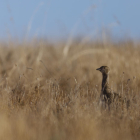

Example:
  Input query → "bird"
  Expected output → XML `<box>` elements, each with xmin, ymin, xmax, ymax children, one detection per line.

<box><xmin>96</xmin><ymin>66</ymin><xmax>121</xmax><ymax>108</ymax></box>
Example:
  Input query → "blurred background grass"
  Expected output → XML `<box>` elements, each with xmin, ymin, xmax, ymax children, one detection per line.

<box><xmin>0</xmin><ymin>40</ymin><xmax>139</xmax><ymax>140</ymax></box>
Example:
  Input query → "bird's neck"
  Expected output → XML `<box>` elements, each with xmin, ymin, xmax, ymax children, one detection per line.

<box><xmin>102</xmin><ymin>73</ymin><xmax>109</xmax><ymax>90</ymax></box>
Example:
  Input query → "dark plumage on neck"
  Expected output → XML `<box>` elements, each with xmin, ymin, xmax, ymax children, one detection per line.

<box><xmin>96</xmin><ymin>66</ymin><xmax>110</xmax><ymax>91</ymax></box>
<box><xmin>102</xmin><ymin>73</ymin><xmax>109</xmax><ymax>90</ymax></box>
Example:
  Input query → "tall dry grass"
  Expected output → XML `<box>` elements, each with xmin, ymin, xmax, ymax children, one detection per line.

<box><xmin>0</xmin><ymin>40</ymin><xmax>139</xmax><ymax>139</ymax></box>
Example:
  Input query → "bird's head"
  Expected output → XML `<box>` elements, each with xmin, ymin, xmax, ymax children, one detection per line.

<box><xmin>96</xmin><ymin>66</ymin><xmax>110</xmax><ymax>75</ymax></box>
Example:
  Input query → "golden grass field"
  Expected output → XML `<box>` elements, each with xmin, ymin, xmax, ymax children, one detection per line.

<box><xmin>0</xmin><ymin>40</ymin><xmax>140</xmax><ymax>140</ymax></box>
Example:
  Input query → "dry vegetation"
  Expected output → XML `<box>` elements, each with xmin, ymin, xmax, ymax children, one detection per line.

<box><xmin>0</xmin><ymin>40</ymin><xmax>140</xmax><ymax>140</ymax></box>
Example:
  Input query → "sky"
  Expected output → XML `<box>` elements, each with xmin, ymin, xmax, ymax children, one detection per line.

<box><xmin>0</xmin><ymin>0</ymin><xmax>140</xmax><ymax>41</ymax></box>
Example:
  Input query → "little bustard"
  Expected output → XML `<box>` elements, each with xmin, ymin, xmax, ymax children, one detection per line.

<box><xmin>96</xmin><ymin>66</ymin><xmax>121</xmax><ymax>107</ymax></box>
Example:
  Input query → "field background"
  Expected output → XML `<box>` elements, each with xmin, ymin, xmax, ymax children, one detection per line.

<box><xmin>0</xmin><ymin>40</ymin><xmax>140</xmax><ymax>140</ymax></box>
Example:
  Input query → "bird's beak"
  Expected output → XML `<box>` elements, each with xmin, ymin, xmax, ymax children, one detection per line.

<box><xmin>96</xmin><ymin>68</ymin><xmax>101</xmax><ymax>71</ymax></box>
